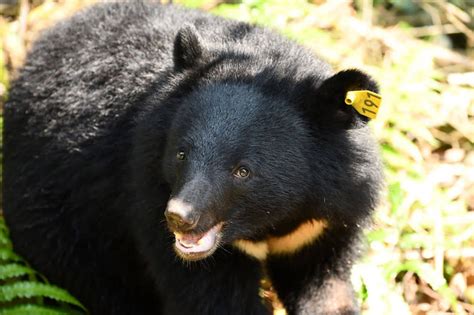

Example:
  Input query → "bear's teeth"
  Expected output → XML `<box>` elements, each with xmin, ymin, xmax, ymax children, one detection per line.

<box><xmin>174</xmin><ymin>232</ymin><xmax>204</xmax><ymax>245</ymax></box>
<box><xmin>173</xmin><ymin>223</ymin><xmax>223</xmax><ymax>254</ymax></box>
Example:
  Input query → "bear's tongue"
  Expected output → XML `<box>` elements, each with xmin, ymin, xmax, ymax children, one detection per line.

<box><xmin>174</xmin><ymin>224</ymin><xmax>222</xmax><ymax>254</ymax></box>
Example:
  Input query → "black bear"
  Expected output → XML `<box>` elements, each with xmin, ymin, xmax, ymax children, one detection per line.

<box><xmin>3</xmin><ymin>2</ymin><xmax>383</xmax><ymax>314</ymax></box>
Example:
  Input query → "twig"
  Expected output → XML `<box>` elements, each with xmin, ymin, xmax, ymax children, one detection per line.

<box><xmin>434</xmin><ymin>203</ymin><xmax>445</xmax><ymax>284</ymax></box>
<box><xmin>411</xmin><ymin>24</ymin><xmax>461</xmax><ymax>37</ymax></box>
<box><xmin>361</xmin><ymin>0</ymin><xmax>373</xmax><ymax>27</ymax></box>
<box><xmin>445</xmin><ymin>11</ymin><xmax>474</xmax><ymax>45</ymax></box>
<box><xmin>443</xmin><ymin>2</ymin><xmax>474</xmax><ymax>46</ymax></box>
<box><xmin>18</xmin><ymin>0</ymin><xmax>29</xmax><ymax>42</ymax></box>
<box><xmin>420</xmin><ymin>2</ymin><xmax>444</xmax><ymax>37</ymax></box>
<box><xmin>404</xmin><ymin>248</ymin><xmax>474</xmax><ymax>260</ymax></box>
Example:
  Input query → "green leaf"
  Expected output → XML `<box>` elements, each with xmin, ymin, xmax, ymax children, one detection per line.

<box><xmin>366</xmin><ymin>228</ymin><xmax>397</xmax><ymax>243</ymax></box>
<box><xmin>381</xmin><ymin>144</ymin><xmax>423</xmax><ymax>177</ymax></box>
<box><xmin>0</xmin><ymin>282</ymin><xmax>86</xmax><ymax>311</ymax></box>
<box><xmin>175</xmin><ymin>0</ymin><xmax>211</xmax><ymax>8</ymax></box>
<box><xmin>0</xmin><ymin>263</ymin><xmax>36</xmax><ymax>280</ymax></box>
<box><xmin>398</xmin><ymin>233</ymin><xmax>431</xmax><ymax>250</ymax></box>
<box><xmin>0</xmin><ymin>249</ymin><xmax>23</xmax><ymax>263</ymax></box>
<box><xmin>0</xmin><ymin>219</ymin><xmax>14</xmax><ymax>252</ymax></box>
<box><xmin>388</xmin><ymin>182</ymin><xmax>404</xmax><ymax>214</ymax></box>
<box><xmin>0</xmin><ymin>304</ymin><xmax>84</xmax><ymax>315</ymax></box>
<box><xmin>211</xmin><ymin>4</ymin><xmax>251</xmax><ymax>22</ymax></box>
<box><xmin>0</xmin><ymin>222</ymin><xmax>8</xmax><ymax>234</ymax></box>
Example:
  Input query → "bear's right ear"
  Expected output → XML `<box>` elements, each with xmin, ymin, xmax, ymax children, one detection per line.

<box><xmin>173</xmin><ymin>25</ymin><xmax>204</xmax><ymax>70</ymax></box>
<box><xmin>305</xmin><ymin>69</ymin><xmax>380</xmax><ymax>129</ymax></box>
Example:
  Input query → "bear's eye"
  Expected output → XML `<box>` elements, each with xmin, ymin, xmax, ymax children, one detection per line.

<box><xmin>176</xmin><ymin>151</ymin><xmax>186</xmax><ymax>161</ymax></box>
<box><xmin>234</xmin><ymin>166</ymin><xmax>250</xmax><ymax>178</ymax></box>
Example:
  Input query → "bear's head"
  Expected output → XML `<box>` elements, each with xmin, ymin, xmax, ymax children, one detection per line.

<box><xmin>132</xmin><ymin>25</ymin><xmax>383</xmax><ymax>261</ymax></box>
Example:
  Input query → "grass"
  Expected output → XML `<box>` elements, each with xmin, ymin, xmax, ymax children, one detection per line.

<box><xmin>1</xmin><ymin>0</ymin><xmax>473</xmax><ymax>314</ymax></box>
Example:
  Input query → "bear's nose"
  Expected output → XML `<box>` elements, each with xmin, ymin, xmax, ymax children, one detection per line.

<box><xmin>165</xmin><ymin>199</ymin><xmax>199</xmax><ymax>231</ymax></box>
<box><xmin>165</xmin><ymin>211</ymin><xmax>199</xmax><ymax>231</ymax></box>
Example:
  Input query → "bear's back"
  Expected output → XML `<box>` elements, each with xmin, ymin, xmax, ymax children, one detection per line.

<box><xmin>5</xmin><ymin>3</ymin><xmax>209</xmax><ymax>145</ymax></box>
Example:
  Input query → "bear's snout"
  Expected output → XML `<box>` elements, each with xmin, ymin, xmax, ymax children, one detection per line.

<box><xmin>165</xmin><ymin>198</ymin><xmax>224</xmax><ymax>260</ymax></box>
<box><xmin>165</xmin><ymin>198</ymin><xmax>200</xmax><ymax>232</ymax></box>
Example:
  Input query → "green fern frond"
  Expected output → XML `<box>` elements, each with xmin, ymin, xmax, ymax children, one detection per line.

<box><xmin>0</xmin><ymin>228</ymin><xmax>11</xmax><ymax>249</ymax></box>
<box><xmin>0</xmin><ymin>225</ymin><xmax>8</xmax><ymax>239</ymax></box>
<box><xmin>0</xmin><ymin>303</ymin><xmax>84</xmax><ymax>315</ymax></box>
<box><xmin>0</xmin><ymin>282</ymin><xmax>86</xmax><ymax>310</ymax></box>
<box><xmin>0</xmin><ymin>264</ymin><xmax>36</xmax><ymax>280</ymax></box>
<box><xmin>0</xmin><ymin>249</ymin><xmax>23</xmax><ymax>263</ymax></box>
<box><xmin>0</xmin><ymin>240</ymin><xmax>10</xmax><ymax>250</ymax></box>
<box><xmin>0</xmin><ymin>217</ymin><xmax>88</xmax><ymax>314</ymax></box>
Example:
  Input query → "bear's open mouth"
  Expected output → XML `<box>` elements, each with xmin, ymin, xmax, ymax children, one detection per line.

<box><xmin>173</xmin><ymin>222</ymin><xmax>224</xmax><ymax>260</ymax></box>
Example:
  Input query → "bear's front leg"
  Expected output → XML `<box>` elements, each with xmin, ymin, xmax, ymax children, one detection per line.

<box><xmin>266</xmin><ymin>237</ymin><xmax>360</xmax><ymax>315</ymax></box>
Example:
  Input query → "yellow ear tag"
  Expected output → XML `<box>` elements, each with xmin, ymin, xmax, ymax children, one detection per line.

<box><xmin>344</xmin><ymin>90</ymin><xmax>382</xmax><ymax>119</ymax></box>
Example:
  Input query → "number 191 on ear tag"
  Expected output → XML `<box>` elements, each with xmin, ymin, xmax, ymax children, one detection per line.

<box><xmin>345</xmin><ymin>90</ymin><xmax>382</xmax><ymax>119</ymax></box>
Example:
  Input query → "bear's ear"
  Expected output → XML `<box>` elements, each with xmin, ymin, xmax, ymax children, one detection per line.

<box><xmin>173</xmin><ymin>24</ymin><xmax>204</xmax><ymax>70</ymax></box>
<box><xmin>307</xmin><ymin>69</ymin><xmax>379</xmax><ymax>129</ymax></box>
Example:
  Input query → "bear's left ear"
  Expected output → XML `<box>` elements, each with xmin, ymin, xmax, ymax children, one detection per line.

<box><xmin>307</xmin><ymin>69</ymin><xmax>379</xmax><ymax>129</ymax></box>
<box><xmin>173</xmin><ymin>24</ymin><xmax>205</xmax><ymax>70</ymax></box>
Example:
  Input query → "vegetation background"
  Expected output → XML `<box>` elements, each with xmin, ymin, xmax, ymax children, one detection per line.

<box><xmin>0</xmin><ymin>0</ymin><xmax>473</xmax><ymax>314</ymax></box>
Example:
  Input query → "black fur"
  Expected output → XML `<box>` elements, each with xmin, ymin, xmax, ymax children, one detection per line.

<box><xmin>3</xmin><ymin>2</ymin><xmax>383</xmax><ymax>315</ymax></box>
